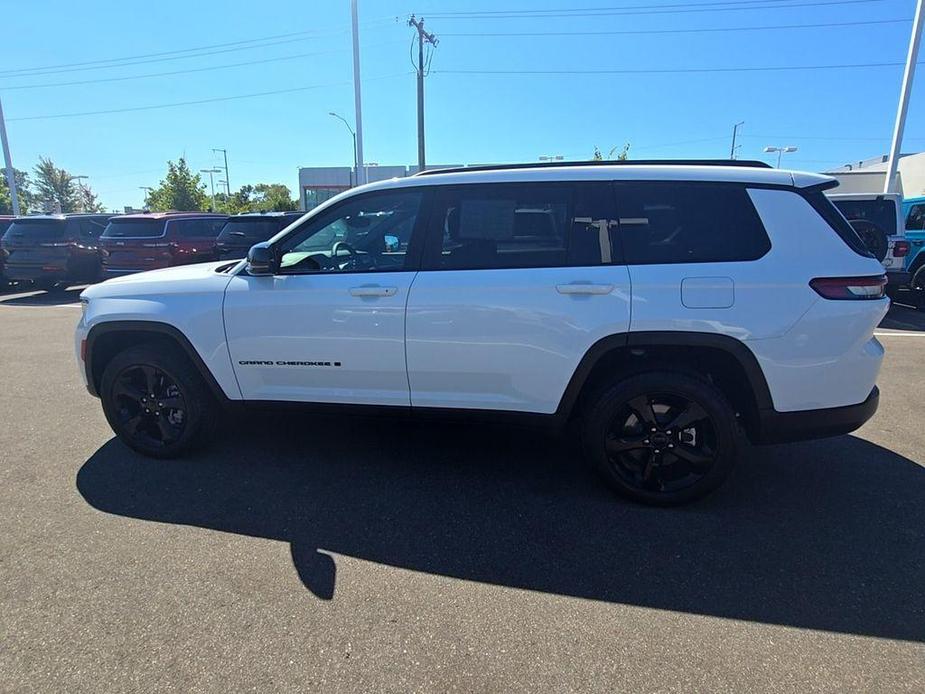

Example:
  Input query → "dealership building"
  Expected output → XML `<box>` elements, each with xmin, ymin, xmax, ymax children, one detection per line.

<box><xmin>298</xmin><ymin>164</ymin><xmax>463</xmax><ymax>210</ymax></box>
<box><xmin>825</xmin><ymin>151</ymin><xmax>925</xmax><ymax>198</ymax></box>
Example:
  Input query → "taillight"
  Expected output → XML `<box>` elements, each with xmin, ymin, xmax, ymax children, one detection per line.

<box><xmin>893</xmin><ymin>240</ymin><xmax>910</xmax><ymax>258</ymax></box>
<box><xmin>809</xmin><ymin>275</ymin><xmax>887</xmax><ymax>300</ymax></box>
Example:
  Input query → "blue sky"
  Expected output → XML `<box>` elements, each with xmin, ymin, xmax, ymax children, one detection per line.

<box><xmin>2</xmin><ymin>0</ymin><xmax>922</xmax><ymax>210</ymax></box>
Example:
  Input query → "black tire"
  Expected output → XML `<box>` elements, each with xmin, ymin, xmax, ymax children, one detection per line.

<box><xmin>100</xmin><ymin>344</ymin><xmax>214</xmax><ymax>458</ymax></box>
<box><xmin>581</xmin><ymin>371</ymin><xmax>738</xmax><ymax>505</ymax></box>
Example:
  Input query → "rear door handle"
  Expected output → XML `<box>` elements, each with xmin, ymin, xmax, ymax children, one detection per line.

<box><xmin>349</xmin><ymin>285</ymin><xmax>398</xmax><ymax>297</ymax></box>
<box><xmin>556</xmin><ymin>282</ymin><xmax>614</xmax><ymax>295</ymax></box>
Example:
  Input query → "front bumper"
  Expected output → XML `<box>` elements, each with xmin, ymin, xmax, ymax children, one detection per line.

<box><xmin>752</xmin><ymin>386</ymin><xmax>879</xmax><ymax>445</ymax></box>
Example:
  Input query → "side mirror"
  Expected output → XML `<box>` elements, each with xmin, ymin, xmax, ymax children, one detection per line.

<box><xmin>246</xmin><ymin>242</ymin><xmax>277</xmax><ymax>276</ymax></box>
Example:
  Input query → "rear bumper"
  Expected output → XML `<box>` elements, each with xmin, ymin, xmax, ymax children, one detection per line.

<box><xmin>752</xmin><ymin>386</ymin><xmax>879</xmax><ymax>444</ymax></box>
<box><xmin>4</xmin><ymin>264</ymin><xmax>69</xmax><ymax>282</ymax></box>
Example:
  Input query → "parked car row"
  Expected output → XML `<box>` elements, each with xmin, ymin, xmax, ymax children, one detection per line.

<box><xmin>0</xmin><ymin>210</ymin><xmax>302</xmax><ymax>291</ymax></box>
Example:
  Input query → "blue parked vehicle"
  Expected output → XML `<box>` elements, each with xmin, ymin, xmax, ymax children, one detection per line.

<box><xmin>902</xmin><ymin>196</ymin><xmax>925</xmax><ymax>305</ymax></box>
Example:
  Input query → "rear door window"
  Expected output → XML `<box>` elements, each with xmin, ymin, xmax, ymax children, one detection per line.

<box><xmin>103</xmin><ymin>219</ymin><xmax>165</xmax><ymax>238</ymax></box>
<box><xmin>907</xmin><ymin>204</ymin><xmax>925</xmax><ymax>231</ymax></box>
<box><xmin>613</xmin><ymin>182</ymin><xmax>771</xmax><ymax>265</ymax></box>
<box><xmin>422</xmin><ymin>182</ymin><xmax>617</xmax><ymax>270</ymax></box>
<box><xmin>174</xmin><ymin>218</ymin><xmax>226</xmax><ymax>238</ymax></box>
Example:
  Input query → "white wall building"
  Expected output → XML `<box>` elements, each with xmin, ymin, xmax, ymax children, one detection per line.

<box><xmin>825</xmin><ymin>152</ymin><xmax>925</xmax><ymax>198</ymax></box>
<box><xmin>297</xmin><ymin>164</ymin><xmax>463</xmax><ymax>210</ymax></box>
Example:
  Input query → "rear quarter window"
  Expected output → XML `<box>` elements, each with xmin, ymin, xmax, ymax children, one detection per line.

<box><xmin>614</xmin><ymin>182</ymin><xmax>771</xmax><ymax>265</ymax></box>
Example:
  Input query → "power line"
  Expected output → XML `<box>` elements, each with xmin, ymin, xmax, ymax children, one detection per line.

<box><xmin>0</xmin><ymin>30</ymin><xmax>350</xmax><ymax>78</ymax></box>
<box><xmin>5</xmin><ymin>73</ymin><xmax>411</xmax><ymax>122</ymax></box>
<box><xmin>1</xmin><ymin>42</ymin><xmax>400</xmax><ymax>91</ymax></box>
<box><xmin>426</xmin><ymin>0</ymin><xmax>884</xmax><ymax>19</ymax></box>
<box><xmin>442</xmin><ymin>17</ymin><xmax>911</xmax><ymax>37</ymax></box>
<box><xmin>427</xmin><ymin>0</ymin><xmax>821</xmax><ymax>15</ymax></box>
<box><xmin>434</xmin><ymin>60</ymin><xmax>923</xmax><ymax>76</ymax></box>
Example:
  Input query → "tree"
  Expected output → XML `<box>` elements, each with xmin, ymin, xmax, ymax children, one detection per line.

<box><xmin>77</xmin><ymin>184</ymin><xmax>105</xmax><ymax>213</ymax></box>
<box><xmin>592</xmin><ymin>143</ymin><xmax>631</xmax><ymax>161</ymax></box>
<box><xmin>145</xmin><ymin>157</ymin><xmax>207</xmax><ymax>211</ymax></box>
<box><xmin>215</xmin><ymin>182</ymin><xmax>297</xmax><ymax>214</ymax></box>
<box><xmin>33</xmin><ymin>157</ymin><xmax>79</xmax><ymax>213</ymax></box>
<box><xmin>0</xmin><ymin>168</ymin><xmax>35</xmax><ymax>215</ymax></box>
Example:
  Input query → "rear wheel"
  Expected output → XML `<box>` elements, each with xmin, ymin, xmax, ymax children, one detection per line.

<box><xmin>100</xmin><ymin>344</ymin><xmax>214</xmax><ymax>458</ymax></box>
<box><xmin>582</xmin><ymin>372</ymin><xmax>738</xmax><ymax>505</ymax></box>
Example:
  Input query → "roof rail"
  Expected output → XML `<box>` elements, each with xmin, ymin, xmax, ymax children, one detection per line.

<box><xmin>413</xmin><ymin>159</ymin><xmax>772</xmax><ymax>176</ymax></box>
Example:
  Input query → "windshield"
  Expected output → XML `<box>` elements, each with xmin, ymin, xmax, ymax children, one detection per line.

<box><xmin>217</xmin><ymin>219</ymin><xmax>285</xmax><ymax>244</ymax></box>
<box><xmin>832</xmin><ymin>199</ymin><xmax>898</xmax><ymax>236</ymax></box>
<box><xmin>102</xmin><ymin>219</ymin><xmax>165</xmax><ymax>238</ymax></box>
<box><xmin>3</xmin><ymin>220</ymin><xmax>67</xmax><ymax>240</ymax></box>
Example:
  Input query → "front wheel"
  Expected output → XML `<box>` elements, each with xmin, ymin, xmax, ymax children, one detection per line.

<box><xmin>582</xmin><ymin>372</ymin><xmax>738</xmax><ymax>505</ymax></box>
<box><xmin>100</xmin><ymin>344</ymin><xmax>214</xmax><ymax>458</ymax></box>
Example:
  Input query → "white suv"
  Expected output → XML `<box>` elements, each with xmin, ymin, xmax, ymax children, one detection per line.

<box><xmin>76</xmin><ymin>161</ymin><xmax>888</xmax><ymax>505</ymax></box>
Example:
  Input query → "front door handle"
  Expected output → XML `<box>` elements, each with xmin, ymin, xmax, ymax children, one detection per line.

<box><xmin>556</xmin><ymin>282</ymin><xmax>614</xmax><ymax>295</ymax></box>
<box><xmin>349</xmin><ymin>285</ymin><xmax>398</xmax><ymax>297</ymax></box>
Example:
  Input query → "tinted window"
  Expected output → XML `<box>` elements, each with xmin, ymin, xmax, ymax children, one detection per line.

<box><xmin>218</xmin><ymin>217</ymin><xmax>293</xmax><ymax>244</ymax></box>
<box><xmin>79</xmin><ymin>219</ymin><xmax>106</xmax><ymax>239</ymax></box>
<box><xmin>277</xmin><ymin>190</ymin><xmax>422</xmax><ymax>274</ymax></box>
<box><xmin>174</xmin><ymin>218</ymin><xmax>225</xmax><ymax>238</ymax></box>
<box><xmin>423</xmin><ymin>183</ymin><xmax>615</xmax><ymax>270</ymax></box>
<box><xmin>4</xmin><ymin>220</ymin><xmax>67</xmax><ymax>240</ymax></box>
<box><xmin>907</xmin><ymin>204</ymin><xmax>925</xmax><ymax>231</ymax></box>
<box><xmin>832</xmin><ymin>199</ymin><xmax>897</xmax><ymax>235</ymax></box>
<box><xmin>103</xmin><ymin>219</ymin><xmax>165</xmax><ymax>238</ymax></box>
<box><xmin>615</xmin><ymin>182</ymin><xmax>770</xmax><ymax>265</ymax></box>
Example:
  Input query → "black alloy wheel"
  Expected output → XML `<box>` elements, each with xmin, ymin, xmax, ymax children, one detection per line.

<box><xmin>582</xmin><ymin>371</ymin><xmax>738</xmax><ymax>505</ymax></box>
<box><xmin>100</xmin><ymin>344</ymin><xmax>213</xmax><ymax>458</ymax></box>
<box><xmin>605</xmin><ymin>392</ymin><xmax>718</xmax><ymax>495</ymax></box>
<box><xmin>112</xmin><ymin>364</ymin><xmax>188</xmax><ymax>450</ymax></box>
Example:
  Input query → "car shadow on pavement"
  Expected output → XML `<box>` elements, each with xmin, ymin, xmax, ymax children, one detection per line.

<box><xmin>77</xmin><ymin>414</ymin><xmax>925</xmax><ymax>642</ymax></box>
<box><xmin>881</xmin><ymin>302</ymin><xmax>925</xmax><ymax>331</ymax></box>
<box><xmin>0</xmin><ymin>286</ymin><xmax>84</xmax><ymax>305</ymax></box>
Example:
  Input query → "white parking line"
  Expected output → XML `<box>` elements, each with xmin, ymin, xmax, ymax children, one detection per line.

<box><xmin>874</xmin><ymin>331</ymin><xmax>925</xmax><ymax>337</ymax></box>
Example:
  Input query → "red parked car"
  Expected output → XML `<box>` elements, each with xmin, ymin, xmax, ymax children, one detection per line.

<box><xmin>99</xmin><ymin>212</ymin><xmax>228</xmax><ymax>277</ymax></box>
<box><xmin>1</xmin><ymin>214</ymin><xmax>113</xmax><ymax>290</ymax></box>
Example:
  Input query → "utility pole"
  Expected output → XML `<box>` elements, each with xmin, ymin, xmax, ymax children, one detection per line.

<box><xmin>0</xmin><ymin>96</ymin><xmax>21</xmax><ymax>216</ymax></box>
<box><xmin>212</xmin><ymin>148</ymin><xmax>230</xmax><ymax>194</ymax></box>
<box><xmin>730</xmin><ymin>121</ymin><xmax>744</xmax><ymax>159</ymax></box>
<box><xmin>351</xmin><ymin>0</ymin><xmax>366</xmax><ymax>184</ymax></box>
<box><xmin>883</xmin><ymin>0</ymin><xmax>923</xmax><ymax>194</ymax></box>
<box><xmin>408</xmin><ymin>15</ymin><xmax>438</xmax><ymax>171</ymax></box>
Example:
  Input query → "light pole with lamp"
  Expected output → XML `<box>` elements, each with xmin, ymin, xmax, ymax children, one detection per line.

<box><xmin>763</xmin><ymin>145</ymin><xmax>798</xmax><ymax>168</ymax></box>
<box><xmin>211</xmin><ymin>148</ymin><xmax>230</xmax><ymax>195</ymax></box>
<box><xmin>200</xmin><ymin>168</ymin><xmax>221</xmax><ymax>211</ymax></box>
<box><xmin>329</xmin><ymin>112</ymin><xmax>358</xmax><ymax>187</ymax></box>
<box><xmin>73</xmin><ymin>175</ymin><xmax>89</xmax><ymax>211</ymax></box>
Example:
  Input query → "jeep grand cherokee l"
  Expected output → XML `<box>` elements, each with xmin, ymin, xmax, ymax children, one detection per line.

<box><xmin>99</xmin><ymin>212</ymin><xmax>228</xmax><ymax>277</ymax></box>
<box><xmin>76</xmin><ymin>160</ymin><xmax>887</xmax><ymax>505</ymax></box>
<box><xmin>1</xmin><ymin>213</ymin><xmax>112</xmax><ymax>290</ymax></box>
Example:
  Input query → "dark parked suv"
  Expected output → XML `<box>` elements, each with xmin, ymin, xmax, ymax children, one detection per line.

<box><xmin>99</xmin><ymin>212</ymin><xmax>228</xmax><ymax>277</ymax></box>
<box><xmin>214</xmin><ymin>211</ymin><xmax>302</xmax><ymax>260</ymax></box>
<box><xmin>0</xmin><ymin>216</ymin><xmax>14</xmax><ymax>288</ymax></box>
<box><xmin>0</xmin><ymin>214</ymin><xmax>112</xmax><ymax>290</ymax></box>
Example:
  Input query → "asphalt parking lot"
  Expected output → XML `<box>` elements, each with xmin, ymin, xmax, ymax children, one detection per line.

<box><xmin>1</xmin><ymin>285</ymin><xmax>923</xmax><ymax>693</ymax></box>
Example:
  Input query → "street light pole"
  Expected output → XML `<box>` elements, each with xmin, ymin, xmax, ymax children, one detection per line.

<box><xmin>73</xmin><ymin>175</ymin><xmax>89</xmax><ymax>212</ymax></box>
<box><xmin>212</xmin><ymin>148</ymin><xmax>230</xmax><ymax>195</ymax></box>
<box><xmin>764</xmin><ymin>145</ymin><xmax>798</xmax><ymax>168</ymax></box>
<box><xmin>200</xmin><ymin>169</ymin><xmax>220</xmax><ymax>211</ymax></box>
<box><xmin>329</xmin><ymin>112</ymin><xmax>358</xmax><ymax>187</ymax></box>
<box><xmin>730</xmin><ymin>121</ymin><xmax>745</xmax><ymax>159</ymax></box>
<box><xmin>0</xmin><ymin>95</ymin><xmax>21</xmax><ymax>216</ymax></box>
<box><xmin>883</xmin><ymin>0</ymin><xmax>923</xmax><ymax>193</ymax></box>
<box><xmin>351</xmin><ymin>0</ymin><xmax>366</xmax><ymax>184</ymax></box>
